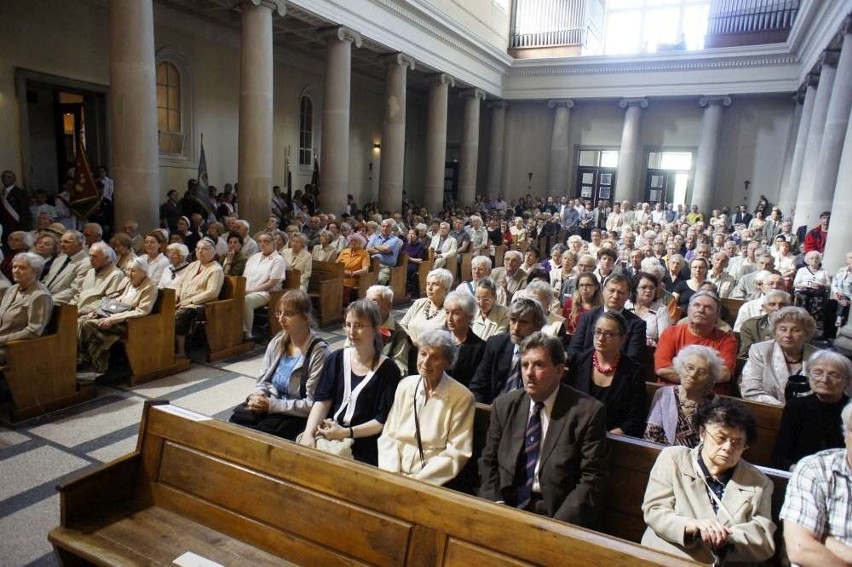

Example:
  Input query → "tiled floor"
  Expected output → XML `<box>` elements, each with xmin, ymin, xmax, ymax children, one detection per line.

<box><xmin>0</xmin><ymin>303</ymin><xmax>410</xmax><ymax>566</ymax></box>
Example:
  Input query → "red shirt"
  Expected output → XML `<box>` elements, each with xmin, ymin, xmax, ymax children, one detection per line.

<box><xmin>654</xmin><ymin>324</ymin><xmax>738</xmax><ymax>395</ymax></box>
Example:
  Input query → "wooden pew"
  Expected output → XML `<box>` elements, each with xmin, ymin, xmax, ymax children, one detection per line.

<box><xmin>308</xmin><ymin>261</ymin><xmax>345</xmax><ymax>327</ymax></box>
<box><xmin>50</xmin><ymin>402</ymin><xmax>691</xmax><ymax>567</ymax></box>
<box><xmin>721</xmin><ymin>297</ymin><xmax>745</xmax><ymax>328</ymax></box>
<box><xmin>266</xmin><ymin>269</ymin><xmax>301</xmax><ymax>337</ymax></box>
<box><xmin>352</xmin><ymin>257</ymin><xmax>380</xmax><ymax>299</ymax></box>
<box><xmin>460</xmin><ymin>251</ymin><xmax>473</xmax><ymax>283</ymax></box>
<box><xmin>494</xmin><ymin>244</ymin><xmax>507</xmax><ymax>268</ymax></box>
<box><xmin>122</xmin><ymin>288</ymin><xmax>191</xmax><ymax>386</ymax></box>
<box><xmin>417</xmin><ymin>249</ymin><xmax>435</xmax><ymax>298</ymax></box>
<box><xmin>388</xmin><ymin>252</ymin><xmax>409</xmax><ymax>305</ymax></box>
<box><xmin>1</xmin><ymin>304</ymin><xmax>95</xmax><ymax>423</ymax></box>
<box><xmin>204</xmin><ymin>276</ymin><xmax>254</xmax><ymax>362</ymax></box>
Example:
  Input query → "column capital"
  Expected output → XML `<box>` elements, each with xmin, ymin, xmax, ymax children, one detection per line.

<box><xmin>231</xmin><ymin>0</ymin><xmax>285</xmax><ymax>16</ymax></box>
<box><xmin>378</xmin><ymin>53</ymin><xmax>415</xmax><ymax>71</ymax></box>
<box><xmin>699</xmin><ymin>95</ymin><xmax>732</xmax><ymax>108</ymax></box>
<box><xmin>488</xmin><ymin>100</ymin><xmax>509</xmax><ymax>110</ymax></box>
<box><xmin>806</xmin><ymin>71</ymin><xmax>820</xmax><ymax>89</ymax></box>
<box><xmin>819</xmin><ymin>48</ymin><xmax>841</xmax><ymax>68</ymax></box>
<box><xmin>427</xmin><ymin>72</ymin><xmax>455</xmax><ymax>88</ymax></box>
<box><xmin>460</xmin><ymin>88</ymin><xmax>486</xmax><ymax>101</ymax></box>
<box><xmin>317</xmin><ymin>26</ymin><xmax>362</xmax><ymax>48</ymax></box>
<box><xmin>619</xmin><ymin>97</ymin><xmax>648</xmax><ymax>109</ymax></box>
<box><xmin>841</xmin><ymin>15</ymin><xmax>852</xmax><ymax>37</ymax></box>
<box><xmin>547</xmin><ymin>99</ymin><xmax>575</xmax><ymax>109</ymax></box>
<box><xmin>793</xmin><ymin>86</ymin><xmax>806</xmax><ymax>104</ymax></box>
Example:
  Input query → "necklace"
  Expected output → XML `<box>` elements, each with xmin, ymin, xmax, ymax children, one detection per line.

<box><xmin>783</xmin><ymin>351</ymin><xmax>803</xmax><ymax>364</ymax></box>
<box><xmin>424</xmin><ymin>303</ymin><xmax>444</xmax><ymax>320</ymax></box>
<box><xmin>592</xmin><ymin>351</ymin><xmax>620</xmax><ymax>374</ymax></box>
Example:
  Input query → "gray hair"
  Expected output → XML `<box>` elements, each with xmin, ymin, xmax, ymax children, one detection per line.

<box><xmin>763</xmin><ymin>289</ymin><xmax>791</xmax><ymax>306</ymax></box>
<box><xmin>842</xmin><ymin>400</ymin><xmax>852</xmax><ymax>433</ymax></box>
<box><xmin>807</xmin><ymin>350</ymin><xmax>852</xmax><ymax>386</ymax></box>
<box><xmin>236</xmin><ymin>219</ymin><xmax>250</xmax><ymax>231</ymax></box>
<box><xmin>366</xmin><ymin>284</ymin><xmax>394</xmax><ymax>304</ymax></box>
<box><xmin>508</xmin><ymin>297</ymin><xmax>547</xmax><ymax>330</ymax></box>
<box><xmin>770</xmin><ymin>306</ymin><xmax>816</xmax><ymax>341</ymax></box>
<box><xmin>526</xmin><ymin>280</ymin><xmax>553</xmax><ymax>305</ymax></box>
<box><xmin>688</xmin><ymin>290</ymin><xmax>721</xmax><ymax>314</ymax></box>
<box><xmin>427</xmin><ymin>268</ymin><xmax>453</xmax><ymax>290</ymax></box>
<box><xmin>804</xmin><ymin>250</ymin><xmax>822</xmax><ymax>264</ymax></box>
<box><xmin>504</xmin><ymin>250</ymin><xmax>522</xmax><ymax>263</ymax></box>
<box><xmin>167</xmin><ymin>242</ymin><xmax>190</xmax><ymax>260</ymax></box>
<box><xmin>91</xmin><ymin>241</ymin><xmax>117</xmax><ymax>263</ymax></box>
<box><xmin>13</xmin><ymin>251</ymin><xmax>46</xmax><ymax>277</ymax></box>
<box><xmin>444</xmin><ymin>291</ymin><xmax>477</xmax><ymax>318</ymax></box>
<box><xmin>672</xmin><ymin>345</ymin><xmax>725</xmax><ymax>385</ymax></box>
<box><xmin>475</xmin><ymin>277</ymin><xmax>498</xmax><ymax>296</ymax></box>
<box><xmin>126</xmin><ymin>256</ymin><xmax>150</xmax><ymax>276</ymax></box>
<box><xmin>318</xmin><ymin>229</ymin><xmax>333</xmax><ymax>241</ymax></box>
<box><xmin>471</xmin><ymin>255</ymin><xmax>492</xmax><ymax>271</ymax></box>
<box><xmin>10</xmin><ymin>230</ymin><xmax>34</xmax><ymax>249</ymax></box>
<box><xmin>64</xmin><ymin>230</ymin><xmax>85</xmax><ymax>246</ymax></box>
<box><xmin>83</xmin><ymin>222</ymin><xmax>104</xmax><ymax>237</ymax></box>
<box><xmin>640</xmin><ymin>258</ymin><xmax>665</xmax><ymax>280</ymax></box>
<box><xmin>417</xmin><ymin>329</ymin><xmax>458</xmax><ymax>368</ymax></box>
<box><xmin>290</xmin><ymin>232</ymin><xmax>308</xmax><ymax>246</ymax></box>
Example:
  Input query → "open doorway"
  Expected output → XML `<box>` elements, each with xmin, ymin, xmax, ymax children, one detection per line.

<box><xmin>575</xmin><ymin>149</ymin><xmax>618</xmax><ymax>203</ymax></box>
<box><xmin>644</xmin><ymin>151</ymin><xmax>692</xmax><ymax>206</ymax></box>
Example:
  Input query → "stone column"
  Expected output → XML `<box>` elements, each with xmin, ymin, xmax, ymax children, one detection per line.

<box><xmin>794</xmin><ymin>51</ymin><xmax>838</xmax><ymax>230</ymax></box>
<box><xmin>109</xmin><ymin>0</ymin><xmax>159</xmax><ymax>229</ymax></box>
<box><xmin>236</xmin><ymin>0</ymin><xmax>284</xmax><ymax>233</ymax></box>
<box><xmin>486</xmin><ymin>101</ymin><xmax>508</xmax><ymax>197</ymax></box>
<box><xmin>824</xmin><ymin>106</ymin><xmax>852</xmax><ymax>274</ymax></box>
<box><xmin>691</xmin><ymin>96</ymin><xmax>731</xmax><ymax>212</ymax></box>
<box><xmin>377</xmin><ymin>53</ymin><xmax>414</xmax><ymax>213</ymax></box>
<box><xmin>547</xmin><ymin>99</ymin><xmax>575</xmax><ymax>197</ymax></box>
<box><xmin>424</xmin><ymin>73</ymin><xmax>454</xmax><ymax>214</ymax></box>
<box><xmin>457</xmin><ymin>88</ymin><xmax>485</xmax><ymax>207</ymax></box>
<box><xmin>777</xmin><ymin>80</ymin><xmax>817</xmax><ymax>216</ymax></box>
<box><xmin>616</xmin><ymin>98</ymin><xmax>648</xmax><ymax>204</ymax></box>
<box><xmin>318</xmin><ymin>26</ymin><xmax>362</xmax><ymax>215</ymax></box>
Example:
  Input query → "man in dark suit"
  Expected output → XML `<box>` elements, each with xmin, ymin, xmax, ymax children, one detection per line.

<box><xmin>567</xmin><ymin>273</ymin><xmax>647</xmax><ymax>362</ymax></box>
<box><xmin>469</xmin><ymin>298</ymin><xmax>546</xmax><ymax>404</ymax></box>
<box><xmin>733</xmin><ymin>205</ymin><xmax>753</xmax><ymax>227</ymax></box>
<box><xmin>0</xmin><ymin>170</ymin><xmax>31</xmax><ymax>246</ymax></box>
<box><xmin>479</xmin><ymin>332</ymin><xmax>609</xmax><ymax>527</ymax></box>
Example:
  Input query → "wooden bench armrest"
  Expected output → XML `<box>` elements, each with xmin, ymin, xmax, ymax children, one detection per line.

<box><xmin>204</xmin><ymin>298</ymin><xmax>233</xmax><ymax>317</ymax></box>
<box><xmin>124</xmin><ymin>313</ymin><xmax>161</xmax><ymax>338</ymax></box>
<box><xmin>56</xmin><ymin>453</ymin><xmax>144</xmax><ymax>527</ymax></box>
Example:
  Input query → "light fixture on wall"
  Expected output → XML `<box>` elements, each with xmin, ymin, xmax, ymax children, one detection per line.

<box><xmin>373</xmin><ymin>142</ymin><xmax>381</xmax><ymax>151</ymax></box>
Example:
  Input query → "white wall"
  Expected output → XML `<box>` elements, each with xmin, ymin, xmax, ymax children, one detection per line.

<box><xmin>422</xmin><ymin>0</ymin><xmax>511</xmax><ymax>54</ymax></box>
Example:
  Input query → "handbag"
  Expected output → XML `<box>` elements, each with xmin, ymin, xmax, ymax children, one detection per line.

<box><xmin>97</xmin><ymin>297</ymin><xmax>131</xmax><ymax>318</ymax></box>
<box><xmin>295</xmin><ymin>432</ymin><xmax>353</xmax><ymax>459</ymax></box>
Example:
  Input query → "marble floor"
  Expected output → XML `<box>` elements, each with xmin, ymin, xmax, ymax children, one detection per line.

<box><xmin>0</xmin><ymin>303</ymin><xmax>413</xmax><ymax>566</ymax></box>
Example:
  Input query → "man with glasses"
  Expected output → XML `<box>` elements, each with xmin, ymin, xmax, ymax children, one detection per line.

<box><xmin>242</xmin><ymin>233</ymin><xmax>285</xmax><ymax>341</ymax></box>
<box><xmin>738</xmin><ymin>290</ymin><xmax>791</xmax><ymax>358</ymax></box>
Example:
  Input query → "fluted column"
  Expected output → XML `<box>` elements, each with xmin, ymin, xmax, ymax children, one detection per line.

<box><xmin>377</xmin><ymin>53</ymin><xmax>414</xmax><ymax>213</ymax></box>
<box><xmin>616</xmin><ymin>98</ymin><xmax>648</xmax><ymax>204</ymax></box>
<box><xmin>318</xmin><ymin>26</ymin><xmax>362</xmax><ymax>215</ymax></box>
<box><xmin>824</xmin><ymin>106</ymin><xmax>852</xmax><ymax>274</ymax></box>
<box><xmin>794</xmin><ymin>52</ymin><xmax>838</xmax><ymax>230</ymax></box>
<box><xmin>778</xmin><ymin>80</ymin><xmax>817</xmax><ymax>217</ymax></box>
<box><xmin>691</xmin><ymin>96</ymin><xmax>731</xmax><ymax>212</ymax></box>
<box><xmin>457</xmin><ymin>88</ymin><xmax>485</xmax><ymax>207</ymax></box>
<box><xmin>424</xmin><ymin>73</ymin><xmax>454</xmax><ymax>214</ymax></box>
<box><xmin>547</xmin><ymin>99</ymin><xmax>575</xmax><ymax>197</ymax></box>
<box><xmin>237</xmin><ymin>0</ymin><xmax>284</xmax><ymax>232</ymax></box>
<box><xmin>109</xmin><ymin>0</ymin><xmax>159</xmax><ymax>229</ymax></box>
<box><xmin>486</xmin><ymin>101</ymin><xmax>508</xmax><ymax>197</ymax></box>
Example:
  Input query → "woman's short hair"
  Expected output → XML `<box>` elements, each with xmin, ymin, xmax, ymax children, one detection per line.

<box><xmin>520</xmin><ymin>331</ymin><xmax>565</xmax><ymax>366</ymax></box>
<box><xmin>508</xmin><ymin>297</ymin><xmax>547</xmax><ymax>330</ymax></box>
<box><xmin>550</xmin><ymin>244</ymin><xmax>565</xmax><ymax>255</ymax></box>
<box><xmin>763</xmin><ymin>289</ymin><xmax>791</xmax><ymax>306</ymax></box>
<box><xmin>346</xmin><ymin>232</ymin><xmax>367</xmax><ymax>246</ymax></box>
<box><xmin>417</xmin><ymin>329</ymin><xmax>458</xmax><ymax>368</ymax></box>
<box><xmin>146</xmin><ymin>230</ymin><xmax>166</xmax><ymax>245</ymax></box>
<box><xmin>597</xmin><ymin>311</ymin><xmax>627</xmax><ymax>336</ymax></box>
<box><xmin>526</xmin><ymin>267</ymin><xmax>549</xmax><ymax>284</ymax></box>
<box><xmin>597</xmin><ymin>248</ymin><xmax>617</xmax><ymax>261</ymax></box>
<box><xmin>10</xmin><ymin>230</ymin><xmax>34</xmax><ymax>249</ymax></box>
<box><xmin>694</xmin><ymin>398</ymin><xmax>758</xmax><ymax>445</ymax></box>
<box><xmin>471</xmin><ymin>255</ymin><xmax>492</xmax><ymax>271</ymax></box>
<box><xmin>318</xmin><ymin>229</ymin><xmax>333</xmax><ymax>242</ymax></box>
<box><xmin>14</xmin><ymin>251</ymin><xmax>46</xmax><ymax>277</ymax></box>
<box><xmin>166</xmin><ymin>242</ymin><xmax>190</xmax><ymax>260</ymax></box>
<box><xmin>290</xmin><ymin>232</ymin><xmax>308</xmax><ymax>246</ymax></box>
<box><xmin>770</xmin><ymin>306</ymin><xmax>816</xmax><ymax>341</ymax></box>
<box><xmin>807</xmin><ymin>350</ymin><xmax>852</xmax><ymax>385</ymax></box>
<box><xmin>226</xmin><ymin>231</ymin><xmax>244</xmax><ymax>245</ymax></box>
<box><xmin>278</xmin><ymin>290</ymin><xmax>315</xmax><ymax>329</ymax></box>
<box><xmin>126</xmin><ymin>256</ymin><xmax>150</xmax><ymax>276</ymax></box>
<box><xmin>672</xmin><ymin>344</ymin><xmax>725</xmax><ymax>384</ymax></box>
<box><xmin>427</xmin><ymin>268</ymin><xmax>453</xmax><ymax>290</ymax></box>
<box><xmin>111</xmin><ymin>232</ymin><xmax>132</xmax><ymax>250</ymax></box>
<box><xmin>634</xmin><ymin>271</ymin><xmax>659</xmax><ymax>289</ymax></box>
<box><xmin>804</xmin><ymin>250</ymin><xmax>822</xmax><ymax>264</ymax></box>
<box><xmin>475</xmin><ymin>277</ymin><xmax>498</xmax><ymax>296</ymax></box>
<box><xmin>444</xmin><ymin>291</ymin><xmax>477</xmax><ymax>319</ymax></box>
<box><xmin>526</xmin><ymin>280</ymin><xmax>553</xmax><ymax>303</ymax></box>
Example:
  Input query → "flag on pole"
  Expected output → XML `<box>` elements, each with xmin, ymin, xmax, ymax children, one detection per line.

<box><xmin>69</xmin><ymin>137</ymin><xmax>101</xmax><ymax>220</ymax></box>
<box><xmin>286</xmin><ymin>146</ymin><xmax>293</xmax><ymax>203</ymax></box>
<box><xmin>198</xmin><ymin>133</ymin><xmax>209</xmax><ymax>190</ymax></box>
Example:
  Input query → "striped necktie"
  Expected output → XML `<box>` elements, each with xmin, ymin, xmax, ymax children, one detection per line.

<box><xmin>517</xmin><ymin>401</ymin><xmax>543</xmax><ymax>511</ymax></box>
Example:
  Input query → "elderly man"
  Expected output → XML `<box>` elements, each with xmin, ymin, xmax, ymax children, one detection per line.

<box><xmin>738</xmin><ymin>290</ymin><xmax>791</xmax><ymax>358</ymax></box>
<box><xmin>655</xmin><ymin>290</ymin><xmax>738</xmax><ymax>394</ymax></box>
<box><xmin>733</xmin><ymin>270</ymin><xmax>787</xmax><ymax>331</ymax></box>
<box><xmin>707</xmin><ymin>251</ymin><xmax>736</xmax><ymax>298</ymax></box>
<box><xmin>469</xmin><ymin>298</ymin><xmax>547</xmax><ymax>404</ymax></box>
<box><xmin>429</xmin><ymin>221</ymin><xmax>457</xmax><ymax>271</ymax></box>
<box><xmin>74</xmin><ymin>242</ymin><xmax>127</xmax><ymax>317</ymax></box>
<box><xmin>490</xmin><ymin>250</ymin><xmax>527</xmax><ymax>304</ymax></box>
<box><xmin>781</xmin><ymin>400</ymin><xmax>852</xmax><ymax>565</ymax></box>
<box><xmin>366</xmin><ymin>218</ymin><xmax>403</xmax><ymax>284</ymax></box>
<box><xmin>479</xmin><ymin>332</ymin><xmax>608</xmax><ymax>526</ymax></box>
<box><xmin>732</xmin><ymin>254</ymin><xmax>776</xmax><ymax>300</ymax></box>
<box><xmin>242</xmin><ymin>233</ymin><xmax>285</xmax><ymax>341</ymax></box>
<box><xmin>81</xmin><ymin>223</ymin><xmax>104</xmax><ymax>248</ymax></box>
<box><xmin>234</xmin><ymin>220</ymin><xmax>258</xmax><ymax>256</ymax></box>
<box><xmin>43</xmin><ymin>230</ymin><xmax>91</xmax><ymax>304</ymax></box>
<box><xmin>365</xmin><ymin>284</ymin><xmax>411</xmax><ymax>376</ymax></box>
<box><xmin>458</xmin><ymin>256</ymin><xmax>507</xmax><ymax>305</ymax></box>
<box><xmin>469</xmin><ymin>215</ymin><xmax>489</xmax><ymax>256</ymax></box>
<box><xmin>121</xmin><ymin>220</ymin><xmax>145</xmax><ymax>254</ymax></box>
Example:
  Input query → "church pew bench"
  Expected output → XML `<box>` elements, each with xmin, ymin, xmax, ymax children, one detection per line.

<box><xmin>417</xmin><ymin>249</ymin><xmax>435</xmax><ymax>297</ymax></box>
<box><xmin>721</xmin><ymin>297</ymin><xmax>745</xmax><ymax>328</ymax></box>
<box><xmin>266</xmin><ymin>268</ymin><xmax>301</xmax><ymax>337</ymax></box>
<box><xmin>351</xmin><ymin>257</ymin><xmax>380</xmax><ymax>299</ymax></box>
<box><xmin>122</xmin><ymin>288</ymin><xmax>191</xmax><ymax>386</ymax></box>
<box><xmin>389</xmin><ymin>252</ymin><xmax>409</xmax><ymax>305</ymax></box>
<box><xmin>459</xmin><ymin>251</ymin><xmax>473</xmax><ymax>283</ymax></box>
<box><xmin>49</xmin><ymin>402</ymin><xmax>692</xmax><ymax>567</ymax></box>
<box><xmin>204</xmin><ymin>275</ymin><xmax>254</xmax><ymax>362</ymax></box>
<box><xmin>307</xmin><ymin>261</ymin><xmax>345</xmax><ymax>327</ymax></box>
<box><xmin>494</xmin><ymin>245</ymin><xmax>507</xmax><ymax>269</ymax></box>
<box><xmin>1</xmin><ymin>304</ymin><xmax>96</xmax><ymax>423</ymax></box>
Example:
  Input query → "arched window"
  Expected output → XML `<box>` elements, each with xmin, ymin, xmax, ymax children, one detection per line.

<box><xmin>156</xmin><ymin>61</ymin><xmax>182</xmax><ymax>155</ymax></box>
<box><xmin>299</xmin><ymin>95</ymin><xmax>313</xmax><ymax>167</ymax></box>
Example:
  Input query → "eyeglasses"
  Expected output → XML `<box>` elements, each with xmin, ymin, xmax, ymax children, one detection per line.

<box><xmin>811</xmin><ymin>369</ymin><xmax>845</xmax><ymax>381</ymax></box>
<box><xmin>593</xmin><ymin>329</ymin><xmax>620</xmax><ymax>339</ymax></box>
<box><xmin>344</xmin><ymin>322</ymin><xmax>372</xmax><ymax>332</ymax></box>
<box><xmin>683</xmin><ymin>364</ymin><xmax>711</xmax><ymax>378</ymax></box>
<box><xmin>705</xmin><ymin>430</ymin><xmax>747</xmax><ymax>450</ymax></box>
<box><xmin>276</xmin><ymin>310</ymin><xmax>300</xmax><ymax>318</ymax></box>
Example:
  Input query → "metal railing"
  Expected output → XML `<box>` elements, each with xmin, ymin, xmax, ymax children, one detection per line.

<box><xmin>510</xmin><ymin>0</ymin><xmax>588</xmax><ymax>48</ymax></box>
<box><xmin>708</xmin><ymin>0</ymin><xmax>799</xmax><ymax>35</ymax></box>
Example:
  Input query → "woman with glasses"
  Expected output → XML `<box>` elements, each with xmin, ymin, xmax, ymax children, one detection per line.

<box><xmin>642</xmin><ymin>398</ymin><xmax>776</xmax><ymax>564</ymax></box>
<box><xmin>772</xmin><ymin>350</ymin><xmax>852</xmax><ymax>471</ymax></box>
<box><xmin>242</xmin><ymin>233</ymin><xmax>286</xmax><ymax>341</ymax></box>
<box><xmin>470</xmin><ymin>278</ymin><xmax>509</xmax><ymax>341</ymax></box>
<box><xmin>565</xmin><ymin>311</ymin><xmax>645</xmax><ymax>436</ymax></box>
<box><xmin>626</xmin><ymin>271</ymin><xmax>671</xmax><ymax>347</ymax></box>
<box><xmin>230</xmin><ymin>291</ymin><xmax>329</xmax><ymax>440</ymax></box>
<box><xmin>281</xmin><ymin>232</ymin><xmax>312</xmax><ymax>292</ymax></box>
<box><xmin>562</xmin><ymin>271</ymin><xmax>602</xmax><ymax>336</ymax></box>
<box><xmin>299</xmin><ymin>300</ymin><xmax>402</xmax><ymax>465</ymax></box>
<box><xmin>644</xmin><ymin>345</ymin><xmax>721</xmax><ymax>447</ymax></box>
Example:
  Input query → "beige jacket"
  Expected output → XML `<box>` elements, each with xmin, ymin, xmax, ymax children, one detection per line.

<box><xmin>176</xmin><ymin>260</ymin><xmax>225</xmax><ymax>307</ymax></box>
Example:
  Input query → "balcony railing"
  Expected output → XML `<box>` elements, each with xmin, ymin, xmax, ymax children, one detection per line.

<box><xmin>510</xmin><ymin>0</ymin><xmax>591</xmax><ymax>49</ymax></box>
<box><xmin>707</xmin><ymin>0</ymin><xmax>799</xmax><ymax>36</ymax></box>
<box><xmin>511</xmin><ymin>27</ymin><xmax>587</xmax><ymax>49</ymax></box>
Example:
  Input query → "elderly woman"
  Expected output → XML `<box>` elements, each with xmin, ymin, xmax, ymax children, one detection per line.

<box><xmin>471</xmin><ymin>278</ymin><xmax>509</xmax><ymax>341</ymax></box>
<box><xmin>0</xmin><ymin>252</ymin><xmax>53</xmax><ymax>364</ymax></box>
<box><xmin>336</xmin><ymin>232</ymin><xmax>371</xmax><ymax>299</ymax></box>
<box><xmin>443</xmin><ymin>292</ymin><xmax>485</xmax><ymax>387</ymax></box>
<box><xmin>221</xmin><ymin>231</ymin><xmax>248</xmax><ymax>277</ymax></box>
<box><xmin>563</xmin><ymin>271</ymin><xmax>602</xmax><ymax>336</ymax></box>
<box><xmin>242</xmin><ymin>233</ymin><xmax>286</xmax><ymax>341</ymax></box>
<box><xmin>509</xmin><ymin>217</ymin><xmax>526</xmax><ymax>243</ymax></box>
<box><xmin>378</xmin><ymin>329</ymin><xmax>474</xmax><ymax>486</ymax></box>
<box><xmin>642</xmin><ymin>398</ymin><xmax>776</xmax><ymax>564</ymax></box>
<box><xmin>400</xmin><ymin>268</ymin><xmax>452</xmax><ymax>346</ymax></box>
<box><xmin>299</xmin><ymin>300</ymin><xmax>402</xmax><ymax>465</ymax></box>
<box><xmin>566</xmin><ymin>311</ymin><xmax>645</xmax><ymax>436</ymax></box>
<box><xmin>158</xmin><ymin>242</ymin><xmax>191</xmax><ymax>290</ymax></box>
<box><xmin>76</xmin><ymin>256</ymin><xmax>157</xmax><ymax>378</ymax></box>
<box><xmin>1</xmin><ymin>231</ymin><xmax>33</xmax><ymax>282</ymax></box>
<box><xmin>174</xmin><ymin>239</ymin><xmax>225</xmax><ymax>357</ymax></box>
<box><xmin>740</xmin><ymin>306</ymin><xmax>818</xmax><ymax>405</ymax></box>
<box><xmin>110</xmin><ymin>232</ymin><xmax>137</xmax><ymax>271</ymax></box>
<box><xmin>644</xmin><ymin>345</ymin><xmax>722</xmax><ymax>447</ymax></box>
<box><xmin>34</xmin><ymin>234</ymin><xmax>58</xmax><ymax>281</ymax></box>
<box><xmin>311</xmin><ymin>229</ymin><xmax>338</xmax><ymax>263</ymax></box>
<box><xmin>772</xmin><ymin>350</ymin><xmax>852</xmax><ymax>471</ymax></box>
<box><xmin>550</xmin><ymin>249</ymin><xmax>576</xmax><ymax>298</ymax></box>
<box><xmin>229</xmin><ymin>291</ymin><xmax>330</xmax><ymax>440</ymax></box>
<box><xmin>626</xmin><ymin>271</ymin><xmax>671</xmax><ymax>346</ymax></box>
<box><xmin>794</xmin><ymin>250</ymin><xmax>830</xmax><ymax>291</ymax></box>
<box><xmin>142</xmin><ymin>231</ymin><xmax>170</xmax><ymax>284</ymax></box>
<box><xmin>281</xmin><ymin>232</ymin><xmax>312</xmax><ymax>292</ymax></box>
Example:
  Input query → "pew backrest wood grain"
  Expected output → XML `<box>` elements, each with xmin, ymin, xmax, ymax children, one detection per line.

<box><xmin>309</xmin><ymin>261</ymin><xmax>345</xmax><ymax>327</ymax></box>
<box><xmin>124</xmin><ymin>288</ymin><xmax>190</xmax><ymax>386</ymax></box>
